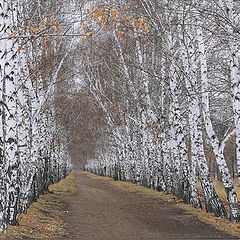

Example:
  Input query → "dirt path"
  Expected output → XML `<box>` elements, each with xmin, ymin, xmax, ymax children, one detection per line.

<box><xmin>62</xmin><ymin>171</ymin><xmax>235</xmax><ymax>239</ymax></box>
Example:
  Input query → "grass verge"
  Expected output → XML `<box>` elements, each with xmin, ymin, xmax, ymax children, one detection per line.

<box><xmin>0</xmin><ymin>171</ymin><xmax>76</xmax><ymax>239</ymax></box>
<box><xmin>84</xmin><ymin>171</ymin><xmax>240</xmax><ymax>238</ymax></box>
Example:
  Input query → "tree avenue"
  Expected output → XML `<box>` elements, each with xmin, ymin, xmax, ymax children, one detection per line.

<box><xmin>82</xmin><ymin>0</ymin><xmax>240</xmax><ymax>223</ymax></box>
<box><xmin>0</xmin><ymin>0</ymin><xmax>240</xmax><ymax>232</ymax></box>
<box><xmin>0</xmin><ymin>0</ymin><xmax>77</xmax><ymax>231</ymax></box>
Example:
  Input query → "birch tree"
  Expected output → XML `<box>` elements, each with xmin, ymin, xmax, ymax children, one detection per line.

<box><xmin>83</xmin><ymin>0</ymin><xmax>240</xmax><ymax>222</ymax></box>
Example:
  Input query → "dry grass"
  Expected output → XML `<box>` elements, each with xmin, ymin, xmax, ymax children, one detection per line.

<box><xmin>213</xmin><ymin>180</ymin><xmax>240</xmax><ymax>202</ymax></box>
<box><xmin>0</xmin><ymin>171</ymin><xmax>76</xmax><ymax>239</ymax></box>
<box><xmin>86</xmin><ymin>171</ymin><xmax>240</xmax><ymax>238</ymax></box>
<box><xmin>197</xmin><ymin>179</ymin><xmax>240</xmax><ymax>203</ymax></box>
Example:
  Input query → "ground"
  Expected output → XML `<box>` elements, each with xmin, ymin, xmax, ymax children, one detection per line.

<box><xmin>62</xmin><ymin>171</ymin><xmax>236</xmax><ymax>239</ymax></box>
<box><xmin>2</xmin><ymin>170</ymin><xmax>240</xmax><ymax>239</ymax></box>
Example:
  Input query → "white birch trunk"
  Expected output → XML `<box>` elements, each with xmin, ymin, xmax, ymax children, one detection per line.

<box><xmin>0</xmin><ymin>0</ymin><xmax>9</xmax><ymax>231</ymax></box>
<box><xmin>181</xmin><ymin>34</ymin><xmax>202</xmax><ymax>208</ymax></box>
<box><xmin>1</xmin><ymin>0</ymin><xmax>20</xmax><ymax>226</ymax></box>
<box><xmin>199</xmin><ymin>28</ymin><xmax>240</xmax><ymax>222</ymax></box>
<box><xmin>181</xmin><ymin>27</ymin><xmax>227</xmax><ymax>215</ymax></box>
<box><xmin>222</xmin><ymin>0</ymin><xmax>240</xmax><ymax>183</ymax></box>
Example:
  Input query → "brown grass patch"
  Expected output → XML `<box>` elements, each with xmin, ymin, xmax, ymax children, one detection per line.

<box><xmin>197</xmin><ymin>179</ymin><xmax>240</xmax><ymax>204</ymax></box>
<box><xmin>0</xmin><ymin>171</ymin><xmax>76</xmax><ymax>239</ymax></box>
<box><xmin>213</xmin><ymin>180</ymin><xmax>240</xmax><ymax>202</ymax></box>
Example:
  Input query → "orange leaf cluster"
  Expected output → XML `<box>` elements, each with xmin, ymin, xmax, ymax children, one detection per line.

<box><xmin>26</xmin><ymin>18</ymin><xmax>62</xmax><ymax>43</ymax></box>
<box><xmin>81</xmin><ymin>5</ymin><xmax>150</xmax><ymax>42</ymax></box>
